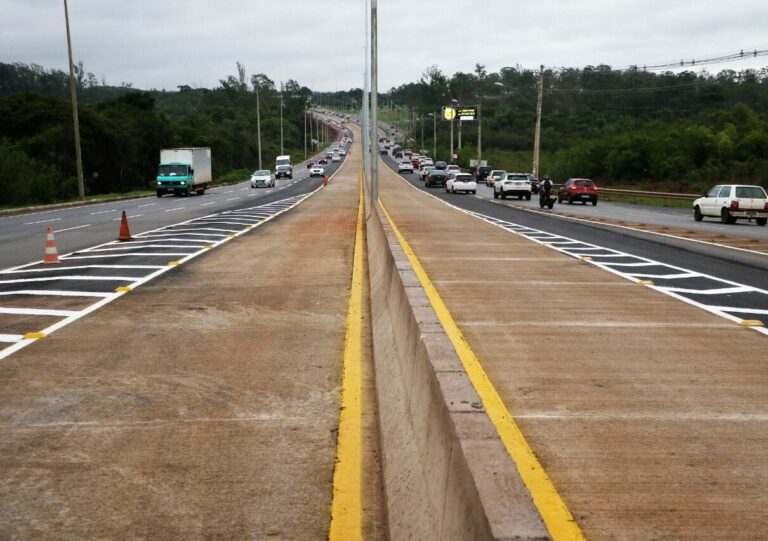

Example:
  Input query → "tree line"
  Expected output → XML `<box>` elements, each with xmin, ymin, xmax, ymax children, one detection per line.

<box><xmin>385</xmin><ymin>64</ymin><xmax>768</xmax><ymax>191</ymax></box>
<box><xmin>0</xmin><ymin>62</ymin><xmax>314</xmax><ymax>206</ymax></box>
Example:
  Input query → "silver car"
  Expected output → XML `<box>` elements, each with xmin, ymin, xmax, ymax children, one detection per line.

<box><xmin>250</xmin><ymin>169</ymin><xmax>274</xmax><ymax>188</ymax></box>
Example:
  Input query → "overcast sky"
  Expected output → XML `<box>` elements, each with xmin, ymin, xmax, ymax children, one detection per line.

<box><xmin>2</xmin><ymin>0</ymin><xmax>767</xmax><ymax>92</ymax></box>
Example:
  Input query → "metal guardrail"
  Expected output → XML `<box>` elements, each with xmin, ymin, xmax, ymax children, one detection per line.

<box><xmin>598</xmin><ymin>188</ymin><xmax>699</xmax><ymax>202</ymax></box>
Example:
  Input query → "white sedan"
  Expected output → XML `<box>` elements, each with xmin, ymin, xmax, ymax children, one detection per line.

<box><xmin>398</xmin><ymin>161</ymin><xmax>414</xmax><ymax>173</ymax></box>
<box><xmin>309</xmin><ymin>165</ymin><xmax>326</xmax><ymax>177</ymax></box>
<box><xmin>446</xmin><ymin>173</ymin><xmax>477</xmax><ymax>194</ymax></box>
<box><xmin>693</xmin><ymin>184</ymin><xmax>767</xmax><ymax>225</ymax></box>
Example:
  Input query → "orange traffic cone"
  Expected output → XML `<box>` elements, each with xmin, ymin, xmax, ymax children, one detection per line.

<box><xmin>43</xmin><ymin>227</ymin><xmax>60</xmax><ymax>264</ymax></box>
<box><xmin>323</xmin><ymin>175</ymin><xmax>329</xmax><ymax>186</ymax></box>
<box><xmin>117</xmin><ymin>210</ymin><xmax>133</xmax><ymax>241</ymax></box>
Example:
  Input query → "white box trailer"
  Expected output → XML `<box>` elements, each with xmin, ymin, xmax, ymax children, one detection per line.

<box><xmin>156</xmin><ymin>147</ymin><xmax>212</xmax><ymax>197</ymax></box>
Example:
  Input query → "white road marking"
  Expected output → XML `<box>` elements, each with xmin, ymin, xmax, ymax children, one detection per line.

<box><xmin>199</xmin><ymin>202</ymin><xmax>216</xmax><ymax>206</ymax></box>
<box><xmin>23</xmin><ymin>218</ymin><xmax>62</xmax><ymax>225</ymax></box>
<box><xmin>0</xmin><ymin>307</ymin><xmax>80</xmax><ymax>317</ymax></box>
<box><xmin>226</xmin><ymin>197</ymin><xmax>240</xmax><ymax>201</ymax></box>
<box><xmin>391</xmin><ymin>167</ymin><xmax>768</xmax><ymax>337</ymax></box>
<box><xmin>112</xmin><ymin>214</ymin><xmax>142</xmax><ymax>220</ymax></box>
<box><xmin>137</xmin><ymin>203</ymin><xmax>158</xmax><ymax>208</ymax></box>
<box><xmin>164</xmin><ymin>207</ymin><xmax>184</xmax><ymax>212</ymax></box>
<box><xmin>0</xmin><ymin>289</ymin><xmax>111</xmax><ymax>298</ymax></box>
<box><xmin>56</xmin><ymin>224</ymin><xmax>92</xmax><ymax>233</ymax></box>
<box><xmin>0</xmin><ymin>186</ymin><xmax>334</xmax><ymax>362</ymax></box>
<box><xmin>90</xmin><ymin>209</ymin><xmax>117</xmax><ymax>215</ymax></box>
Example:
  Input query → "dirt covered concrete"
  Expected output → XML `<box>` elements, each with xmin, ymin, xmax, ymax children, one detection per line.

<box><xmin>377</xmin><ymin>165</ymin><xmax>768</xmax><ymax>540</ymax></box>
<box><xmin>0</xmin><ymin>139</ymin><xmax>386</xmax><ymax>540</ymax></box>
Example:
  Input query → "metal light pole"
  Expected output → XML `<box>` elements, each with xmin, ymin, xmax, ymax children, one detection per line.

<box><xmin>476</xmin><ymin>100</ymin><xmax>482</xmax><ymax>166</ymax></box>
<box><xmin>432</xmin><ymin>112</ymin><xmax>437</xmax><ymax>158</ymax></box>
<box><xmin>449</xmin><ymin>99</ymin><xmax>458</xmax><ymax>162</ymax></box>
<box><xmin>256</xmin><ymin>84</ymin><xmax>262</xmax><ymax>169</ymax></box>
<box><xmin>420</xmin><ymin>115</ymin><xmax>424</xmax><ymax>153</ymax></box>
<box><xmin>370</xmin><ymin>0</ymin><xmax>378</xmax><ymax>201</ymax></box>
<box><xmin>533</xmin><ymin>65</ymin><xmax>544</xmax><ymax>179</ymax></box>
<box><xmin>63</xmin><ymin>0</ymin><xmax>85</xmax><ymax>201</ymax></box>
<box><xmin>303</xmin><ymin>102</ymin><xmax>307</xmax><ymax>159</ymax></box>
<box><xmin>362</xmin><ymin>0</ymin><xmax>370</xmax><ymax>189</ymax></box>
<box><xmin>279</xmin><ymin>82</ymin><xmax>284</xmax><ymax>155</ymax></box>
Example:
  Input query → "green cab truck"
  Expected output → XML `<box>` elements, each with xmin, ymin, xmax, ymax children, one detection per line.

<box><xmin>156</xmin><ymin>147</ymin><xmax>212</xmax><ymax>197</ymax></box>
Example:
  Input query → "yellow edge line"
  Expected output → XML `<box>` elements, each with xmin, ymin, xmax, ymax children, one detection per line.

<box><xmin>378</xmin><ymin>200</ymin><xmax>586</xmax><ymax>541</ymax></box>
<box><xmin>329</xmin><ymin>173</ymin><xmax>364</xmax><ymax>540</ymax></box>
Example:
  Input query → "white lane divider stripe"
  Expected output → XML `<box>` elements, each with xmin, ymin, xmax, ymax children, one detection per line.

<box><xmin>0</xmin><ymin>307</ymin><xmax>80</xmax><ymax>317</ymax></box>
<box><xmin>0</xmin><ymin>290</ymin><xmax>112</xmax><ymax>298</ymax></box>
<box><xmin>23</xmin><ymin>218</ymin><xmax>62</xmax><ymax>225</ymax></box>
<box><xmin>56</xmin><ymin>224</ymin><xmax>92</xmax><ymax>233</ymax></box>
<box><xmin>0</xmin><ymin>334</ymin><xmax>24</xmax><ymax>343</ymax></box>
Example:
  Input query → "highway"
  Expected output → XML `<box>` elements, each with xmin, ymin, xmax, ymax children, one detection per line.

<box><xmin>380</xmin><ymin>152</ymin><xmax>768</xmax><ymax>331</ymax></box>
<box><xmin>0</xmin><ymin>134</ymin><xmax>352</xmax><ymax>270</ymax></box>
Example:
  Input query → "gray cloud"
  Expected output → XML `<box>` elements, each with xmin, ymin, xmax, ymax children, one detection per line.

<box><xmin>2</xmin><ymin>0</ymin><xmax>767</xmax><ymax>92</ymax></box>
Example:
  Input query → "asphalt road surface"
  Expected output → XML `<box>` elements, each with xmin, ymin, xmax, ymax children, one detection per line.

<box><xmin>380</xmin><ymin>153</ymin><xmax>768</xmax><ymax>330</ymax></box>
<box><xmin>0</xmin><ymin>134</ymin><xmax>353</xmax><ymax>271</ymax></box>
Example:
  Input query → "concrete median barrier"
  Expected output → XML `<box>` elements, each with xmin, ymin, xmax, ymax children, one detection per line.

<box><xmin>365</xmin><ymin>202</ymin><xmax>548</xmax><ymax>540</ymax></box>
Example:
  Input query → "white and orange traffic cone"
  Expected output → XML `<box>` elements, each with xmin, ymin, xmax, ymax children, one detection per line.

<box><xmin>117</xmin><ymin>210</ymin><xmax>133</xmax><ymax>241</ymax></box>
<box><xmin>43</xmin><ymin>227</ymin><xmax>60</xmax><ymax>264</ymax></box>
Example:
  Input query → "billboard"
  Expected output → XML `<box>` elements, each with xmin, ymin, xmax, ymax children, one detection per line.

<box><xmin>443</xmin><ymin>106</ymin><xmax>478</xmax><ymax>121</ymax></box>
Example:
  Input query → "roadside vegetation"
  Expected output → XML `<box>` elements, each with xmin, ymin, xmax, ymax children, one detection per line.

<box><xmin>0</xmin><ymin>62</ymin><xmax>313</xmax><ymax>206</ymax></box>
<box><xmin>381</xmin><ymin>64</ymin><xmax>768</xmax><ymax>193</ymax></box>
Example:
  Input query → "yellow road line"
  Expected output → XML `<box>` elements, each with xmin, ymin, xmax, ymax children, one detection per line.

<box><xmin>329</xmin><ymin>175</ymin><xmax>364</xmax><ymax>540</ymax></box>
<box><xmin>378</xmin><ymin>201</ymin><xmax>586</xmax><ymax>541</ymax></box>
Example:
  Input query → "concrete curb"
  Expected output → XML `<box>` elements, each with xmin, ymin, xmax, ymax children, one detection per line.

<box><xmin>365</xmin><ymin>201</ymin><xmax>549</xmax><ymax>540</ymax></box>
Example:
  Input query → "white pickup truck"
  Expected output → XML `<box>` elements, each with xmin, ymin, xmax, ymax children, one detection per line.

<box><xmin>693</xmin><ymin>184</ymin><xmax>767</xmax><ymax>226</ymax></box>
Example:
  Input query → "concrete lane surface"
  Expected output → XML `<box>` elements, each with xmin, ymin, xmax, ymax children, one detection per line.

<box><xmin>376</xmin><ymin>161</ymin><xmax>768</xmax><ymax>539</ymax></box>
<box><xmin>0</xmin><ymin>136</ymin><xmax>386</xmax><ymax>539</ymax></box>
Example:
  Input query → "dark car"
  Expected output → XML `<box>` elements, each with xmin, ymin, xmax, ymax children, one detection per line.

<box><xmin>307</xmin><ymin>160</ymin><xmax>314</xmax><ymax>169</ymax></box>
<box><xmin>318</xmin><ymin>157</ymin><xmax>328</xmax><ymax>165</ymax></box>
<box><xmin>394</xmin><ymin>150</ymin><xmax>403</xmax><ymax>159</ymax></box>
<box><xmin>434</xmin><ymin>160</ymin><xmax>447</xmax><ymax>170</ymax></box>
<box><xmin>425</xmin><ymin>169</ymin><xmax>448</xmax><ymax>187</ymax></box>
<box><xmin>474</xmin><ymin>166</ymin><xmax>493</xmax><ymax>184</ymax></box>
<box><xmin>558</xmin><ymin>178</ymin><xmax>598</xmax><ymax>205</ymax></box>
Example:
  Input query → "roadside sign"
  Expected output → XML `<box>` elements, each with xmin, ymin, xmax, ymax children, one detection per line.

<box><xmin>456</xmin><ymin>106</ymin><xmax>477</xmax><ymax>121</ymax></box>
<box><xmin>442</xmin><ymin>106</ymin><xmax>456</xmax><ymax>121</ymax></box>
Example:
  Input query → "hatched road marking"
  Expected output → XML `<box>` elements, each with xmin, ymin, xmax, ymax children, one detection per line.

<box><xmin>0</xmin><ymin>193</ymin><xmax>319</xmax><ymax>361</ymax></box>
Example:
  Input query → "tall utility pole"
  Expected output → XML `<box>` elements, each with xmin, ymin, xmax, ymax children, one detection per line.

<box><xmin>458</xmin><ymin>119</ymin><xmax>462</xmax><ymax>149</ymax></box>
<box><xmin>255</xmin><ymin>84</ymin><xmax>262</xmax><ymax>169</ymax></box>
<box><xmin>63</xmin><ymin>0</ymin><xmax>85</xmax><ymax>201</ymax></box>
<box><xmin>363</xmin><ymin>0</ymin><xmax>371</xmax><ymax>190</ymax></box>
<box><xmin>449</xmin><ymin>118</ymin><xmax>454</xmax><ymax>162</ymax></box>
<box><xmin>533</xmin><ymin>64</ymin><xmax>544</xmax><ymax>179</ymax></box>
<box><xmin>370</xmin><ymin>0</ymin><xmax>378</xmax><ymax>201</ymax></box>
<box><xmin>432</xmin><ymin>112</ymin><xmax>437</xmax><ymax>159</ymax></box>
<box><xmin>303</xmin><ymin>103</ymin><xmax>307</xmax><ymax>159</ymax></box>
<box><xmin>477</xmin><ymin>100</ymin><xmax>482</xmax><ymax>166</ymax></box>
<box><xmin>420</xmin><ymin>115</ymin><xmax>424</xmax><ymax>152</ymax></box>
<box><xmin>279</xmin><ymin>82</ymin><xmax>284</xmax><ymax>155</ymax></box>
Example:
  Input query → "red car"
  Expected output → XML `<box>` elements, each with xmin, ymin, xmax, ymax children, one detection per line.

<box><xmin>558</xmin><ymin>178</ymin><xmax>598</xmax><ymax>206</ymax></box>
